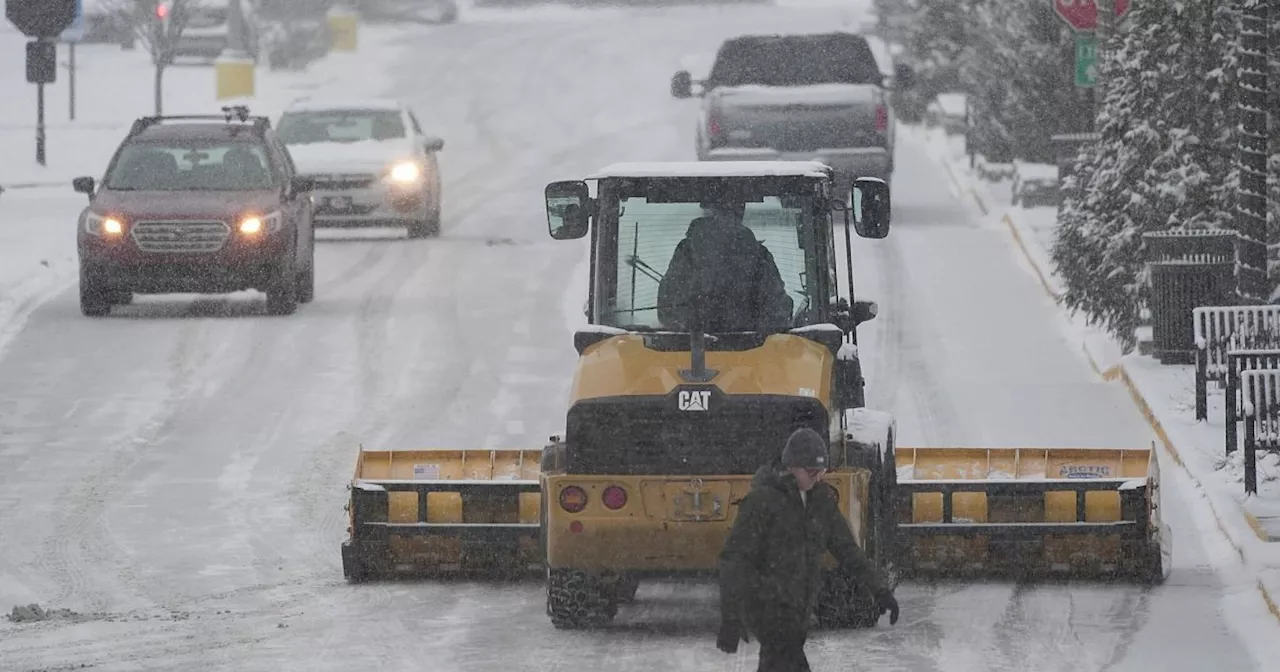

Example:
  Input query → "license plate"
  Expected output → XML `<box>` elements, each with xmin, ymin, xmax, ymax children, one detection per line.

<box><xmin>665</xmin><ymin>480</ymin><xmax>730</xmax><ymax>522</ymax></box>
<box><xmin>323</xmin><ymin>196</ymin><xmax>353</xmax><ymax>210</ymax></box>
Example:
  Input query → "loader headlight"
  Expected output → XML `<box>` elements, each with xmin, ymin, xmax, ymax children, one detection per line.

<box><xmin>388</xmin><ymin>161</ymin><xmax>422</xmax><ymax>183</ymax></box>
<box><xmin>84</xmin><ymin>212</ymin><xmax>125</xmax><ymax>237</ymax></box>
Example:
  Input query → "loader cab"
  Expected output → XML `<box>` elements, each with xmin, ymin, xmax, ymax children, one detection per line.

<box><xmin>545</xmin><ymin>161</ymin><xmax>890</xmax><ymax>356</ymax></box>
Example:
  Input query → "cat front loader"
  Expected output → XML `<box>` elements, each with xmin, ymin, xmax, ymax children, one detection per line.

<box><xmin>339</xmin><ymin>161</ymin><xmax>1169</xmax><ymax>629</ymax></box>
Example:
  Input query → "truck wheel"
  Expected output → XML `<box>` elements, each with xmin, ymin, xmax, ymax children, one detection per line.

<box><xmin>80</xmin><ymin>279</ymin><xmax>112</xmax><ymax>317</ymax></box>
<box><xmin>266</xmin><ymin>265</ymin><xmax>299</xmax><ymax>315</ymax></box>
<box><xmin>547</xmin><ymin>568</ymin><xmax>615</xmax><ymax>629</ymax></box>
<box><xmin>296</xmin><ymin>261</ymin><xmax>315</xmax><ymax>304</ymax></box>
<box><xmin>408</xmin><ymin>197</ymin><xmax>441</xmax><ymax>239</ymax></box>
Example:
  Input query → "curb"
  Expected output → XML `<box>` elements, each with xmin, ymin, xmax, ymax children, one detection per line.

<box><xmin>933</xmin><ymin>142</ymin><xmax>1280</xmax><ymax>623</ymax></box>
<box><xmin>1002</xmin><ymin>214</ymin><xmax>1064</xmax><ymax>303</ymax></box>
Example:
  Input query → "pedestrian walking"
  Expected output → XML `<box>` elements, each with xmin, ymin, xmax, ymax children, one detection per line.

<box><xmin>717</xmin><ymin>427</ymin><xmax>899</xmax><ymax>671</ymax></box>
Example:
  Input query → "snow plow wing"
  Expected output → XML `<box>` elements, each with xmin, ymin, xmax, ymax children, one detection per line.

<box><xmin>341</xmin><ymin>447</ymin><xmax>543</xmax><ymax>581</ymax></box>
<box><xmin>890</xmin><ymin>445</ymin><xmax>1169</xmax><ymax>582</ymax></box>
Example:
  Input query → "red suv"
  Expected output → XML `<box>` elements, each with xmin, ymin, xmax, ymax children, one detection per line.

<box><xmin>73</xmin><ymin>107</ymin><xmax>316</xmax><ymax>316</ymax></box>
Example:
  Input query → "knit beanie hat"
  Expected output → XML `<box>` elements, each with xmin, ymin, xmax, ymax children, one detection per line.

<box><xmin>781</xmin><ymin>427</ymin><xmax>828</xmax><ymax>469</ymax></box>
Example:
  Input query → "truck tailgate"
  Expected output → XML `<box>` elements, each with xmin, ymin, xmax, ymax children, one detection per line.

<box><xmin>715</xmin><ymin>84</ymin><xmax>884</xmax><ymax>152</ymax></box>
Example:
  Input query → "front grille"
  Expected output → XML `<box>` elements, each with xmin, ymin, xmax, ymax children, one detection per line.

<box><xmin>308</xmin><ymin>174</ymin><xmax>377</xmax><ymax>190</ymax></box>
<box><xmin>565</xmin><ymin>396</ymin><xmax>827</xmax><ymax>475</ymax></box>
<box><xmin>131</xmin><ymin>220</ymin><xmax>230</xmax><ymax>253</ymax></box>
<box><xmin>315</xmin><ymin>203</ymin><xmax>378</xmax><ymax>216</ymax></box>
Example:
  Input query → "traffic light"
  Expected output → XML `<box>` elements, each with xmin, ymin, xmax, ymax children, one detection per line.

<box><xmin>156</xmin><ymin>3</ymin><xmax>169</xmax><ymax>19</ymax></box>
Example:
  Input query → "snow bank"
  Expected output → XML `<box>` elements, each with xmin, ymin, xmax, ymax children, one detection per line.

<box><xmin>911</xmin><ymin>122</ymin><xmax>1280</xmax><ymax>623</ymax></box>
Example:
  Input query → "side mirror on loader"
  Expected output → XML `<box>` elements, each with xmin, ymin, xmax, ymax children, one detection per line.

<box><xmin>546</xmin><ymin>180</ymin><xmax>591</xmax><ymax>240</ymax></box>
<box><xmin>833</xmin><ymin>299</ymin><xmax>878</xmax><ymax>332</ymax></box>
<box><xmin>851</xmin><ymin>177</ymin><xmax>891</xmax><ymax>239</ymax></box>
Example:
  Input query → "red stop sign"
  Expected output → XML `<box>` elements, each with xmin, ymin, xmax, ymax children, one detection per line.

<box><xmin>1054</xmin><ymin>0</ymin><xmax>1130</xmax><ymax>31</ymax></box>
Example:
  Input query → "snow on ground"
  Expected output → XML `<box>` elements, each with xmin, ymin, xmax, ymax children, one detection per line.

<box><xmin>0</xmin><ymin>21</ymin><xmax>419</xmax><ymax>358</ymax></box>
<box><xmin>913</xmin><ymin>123</ymin><xmax>1280</xmax><ymax>625</ymax></box>
<box><xmin>2</xmin><ymin>1</ymin><xmax>1280</xmax><ymax>668</ymax></box>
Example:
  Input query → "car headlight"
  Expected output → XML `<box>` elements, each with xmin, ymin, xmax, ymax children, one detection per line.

<box><xmin>238</xmin><ymin>210</ymin><xmax>283</xmax><ymax>235</ymax></box>
<box><xmin>387</xmin><ymin>161</ymin><xmax>422</xmax><ymax>183</ymax></box>
<box><xmin>84</xmin><ymin>212</ymin><xmax>125</xmax><ymax>237</ymax></box>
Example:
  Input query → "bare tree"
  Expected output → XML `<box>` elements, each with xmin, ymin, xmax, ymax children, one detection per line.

<box><xmin>101</xmin><ymin>0</ymin><xmax>193</xmax><ymax>116</ymax></box>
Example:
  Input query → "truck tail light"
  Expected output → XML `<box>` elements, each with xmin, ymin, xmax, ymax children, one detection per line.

<box><xmin>602</xmin><ymin>486</ymin><xmax>628</xmax><ymax>510</ymax></box>
<box><xmin>875</xmin><ymin>104</ymin><xmax>888</xmax><ymax>132</ymax></box>
<box><xmin>559</xmin><ymin>486</ymin><xmax>588</xmax><ymax>513</ymax></box>
<box><xmin>707</xmin><ymin>102</ymin><xmax>724</xmax><ymax>140</ymax></box>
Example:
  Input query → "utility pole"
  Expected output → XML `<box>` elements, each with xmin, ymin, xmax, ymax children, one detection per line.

<box><xmin>1237</xmin><ymin>0</ymin><xmax>1270</xmax><ymax>304</ymax></box>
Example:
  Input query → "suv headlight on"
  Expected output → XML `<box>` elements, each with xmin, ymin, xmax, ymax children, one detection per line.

<box><xmin>238</xmin><ymin>210</ymin><xmax>283</xmax><ymax>236</ymax></box>
<box><xmin>84</xmin><ymin>212</ymin><xmax>125</xmax><ymax>237</ymax></box>
<box><xmin>386</xmin><ymin>160</ymin><xmax>423</xmax><ymax>184</ymax></box>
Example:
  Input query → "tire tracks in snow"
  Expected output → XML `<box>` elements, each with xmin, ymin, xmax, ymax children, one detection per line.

<box><xmin>33</xmin><ymin>320</ymin><xmax>219</xmax><ymax>615</ymax></box>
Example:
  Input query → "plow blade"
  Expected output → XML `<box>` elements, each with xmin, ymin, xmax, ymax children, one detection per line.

<box><xmin>341</xmin><ymin>447</ymin><xmax>543</xmax><ymax>580</ymax></box>
<box><xmin>889</xmin><ymin>445</ymin><xmax>1169</xmax><ymax>582</ymax></box>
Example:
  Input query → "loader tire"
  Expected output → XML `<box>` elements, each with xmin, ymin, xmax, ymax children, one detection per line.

<box><xmin>814</xmin><ymin>569</ymin><xmax>882</xmax><ymax>630</ymax></box>
<box><xmin>547</xmin><ymin>568</ymin><xmax>616</xmax><ymax>629</ymax></box>
<box><xmin>614</xmin><ymin>574</ymin><xmax>640</xmax><ymax>602</ymax></box>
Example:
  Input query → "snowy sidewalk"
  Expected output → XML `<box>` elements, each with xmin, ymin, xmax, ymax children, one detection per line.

<box><xmin>910</xmin><ymin>123</ymin><xmax>1280</xmax><ymax>622</ymax></box>
<box><xmin>0</xmin><ymin>21</ymin><xmax>421</xmax><ymax>356</ymax></box>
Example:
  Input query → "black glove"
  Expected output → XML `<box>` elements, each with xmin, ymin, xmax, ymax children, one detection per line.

<box><xmin>717</xmin><ymin>621</ymin><xmax>748</xmax><ymax>654</ymax></box>
<box><xmin>876</xmin><ymin>590</ymin><xmax>899</xmax><ymax>625</ymax></box>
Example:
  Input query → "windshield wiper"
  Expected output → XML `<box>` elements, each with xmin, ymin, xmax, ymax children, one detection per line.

<box><xmin>624</xmin><ymin>255</ymin><xmax>664</xmax><ymax>283</ymax></box>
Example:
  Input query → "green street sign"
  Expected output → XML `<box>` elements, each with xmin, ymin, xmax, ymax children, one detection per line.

<box><xmin>1075</xmin><ymin>32</ymin><xmax>1097</xmax><ymax>88</ymax></box>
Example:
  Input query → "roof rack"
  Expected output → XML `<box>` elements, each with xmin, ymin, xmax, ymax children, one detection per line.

<box><xmin>126</xmin><ymin>105</ymin><xmax>272</xmax><ymax>139</ymax></box>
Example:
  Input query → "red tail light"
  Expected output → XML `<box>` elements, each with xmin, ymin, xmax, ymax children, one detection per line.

<box><xmin>559</xmin><ymin>486</ymin><xmax>588</xmax><ymax>513</ymax></box>
<box><xmin>875</xmin><ymin>104</ymin><xmax>888</xmax><ymax>132</ymax></box>
<box><xmin>602</xmin><ymin>486</ymin><xmax>628</xmax><ymax>510</ymax></box>
<box><xmin>707</xmin><ymin>102</ymin><xmax>724</xmax><ymax>139</ymax></box>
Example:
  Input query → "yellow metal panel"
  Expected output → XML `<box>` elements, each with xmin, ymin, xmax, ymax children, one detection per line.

<box><xmin>1044</xmin><ymin>491</ymin><xmax>1076</xmax><ymax>523</ymax></box>
<box><xmin>1085</xmin><ymin>491</ymin><xmax>1121</xmax><ymax>522</ymax></box>
<box><xmin>353</xmin><ymin>448</ymin><xmax>542</xmax><ymax>526</ymax></box>
<box><xmin>568</xmin><ymin>334</ymin><xmax>834</xmax><ymax>406</ymax></box>
<box><xmin>327</xmin><ymin>11</ymin><xmax>358</xmax><ymax>51</ymax></box>
<box><xmin>895</xmin><ymin>445</ymin><xmax>1152</xmax><ymax>525</ymax></box>
<box><xmin>214</xmin><ymin>57</ymin><xmax>254</xmax><ymax>100</ymax></box>
<box><xmin>913</xmin><ymin>493</ymin><xmax>943</xmax><ymax>524</ymax></box>
<box><xmin>953</xmin><ymin>493</ymin><xmax>988</xmax><ymax>523</ymax></box>
<box><xmin>544</xmin><ymin>473</ymin><xmax>771</xmax><ymax>570</ymax></box>
<box><xmin>895</xmin><ymin>446</ymin><xmax>1154</xmax><ymax>481</ymax></box>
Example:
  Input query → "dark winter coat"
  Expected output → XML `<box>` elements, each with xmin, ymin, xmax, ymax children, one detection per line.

<box><xmin>718</xmin><ymin>464</ymin><xmax>889</xmax><ymax>637</ymax></box>
<box><xmin>656</xmin><ymin>217</ymin><xmax>794</xmax><ymax>332</ymax></box>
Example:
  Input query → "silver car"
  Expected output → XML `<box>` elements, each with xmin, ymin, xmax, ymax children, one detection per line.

<box><xmin>276</xmin><ymin>98</ymin><xmax>445</xmax><ymax>238</ymax></box>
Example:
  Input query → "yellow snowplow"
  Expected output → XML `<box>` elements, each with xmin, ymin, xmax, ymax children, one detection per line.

<box><xmin>339</xmin><ymin>161</ymin><xmax>1169</xmax><ymax>631</ymax></box>
<box><xmin>888</xmin><ymin>445</ymin><xmax>1170</xmax><ymax>580</ymax></box>
<box><xmin>340</xmin><ymin>447</ymin><xmax>543</xmax><ymax>579</ymax></box>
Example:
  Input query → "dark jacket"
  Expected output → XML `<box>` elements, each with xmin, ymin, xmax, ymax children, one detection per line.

<box><xmin>657</xmin><ymin>217</ymin><xmax>794</xmax><ymax>332</ymax></box>
<box><xmin>719</xmin><ymin>464</ymin><xmax>889</xmax><ymax>635</ymax></box>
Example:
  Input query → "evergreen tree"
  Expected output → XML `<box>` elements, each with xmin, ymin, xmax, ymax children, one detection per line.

<box><xmin>1053</xmin><ymin>0</ymin><xmax>1241</xmax><ymax>349</ymax></box>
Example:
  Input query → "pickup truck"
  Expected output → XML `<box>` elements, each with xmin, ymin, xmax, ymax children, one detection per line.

<box><xmin>671</xmin><ymin>31</ymin><xmax>913</xmax><ymax>192</ymax></box>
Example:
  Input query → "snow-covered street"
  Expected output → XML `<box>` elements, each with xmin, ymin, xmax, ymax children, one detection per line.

<box><xmin>2</xmin><ymin>2</ymin><xmax>1279</xmax><ymax>671</ymax></box>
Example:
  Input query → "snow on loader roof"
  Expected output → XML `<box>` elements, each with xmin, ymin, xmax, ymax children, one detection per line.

<box><xmin>588</xmin><ymin>160</ymin><xmax>833</xmax><ymax>179</ymax></box>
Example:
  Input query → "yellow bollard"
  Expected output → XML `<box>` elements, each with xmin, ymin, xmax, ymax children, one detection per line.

<box><xmin>327</xmin><ymin>9</ymin><xmax>358</xmax><ymax>52</ymax></box>
<box><xmin>214</xmin><ymin>54</ymin><xmax>255</xmax><ymax>100</ymax></box>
